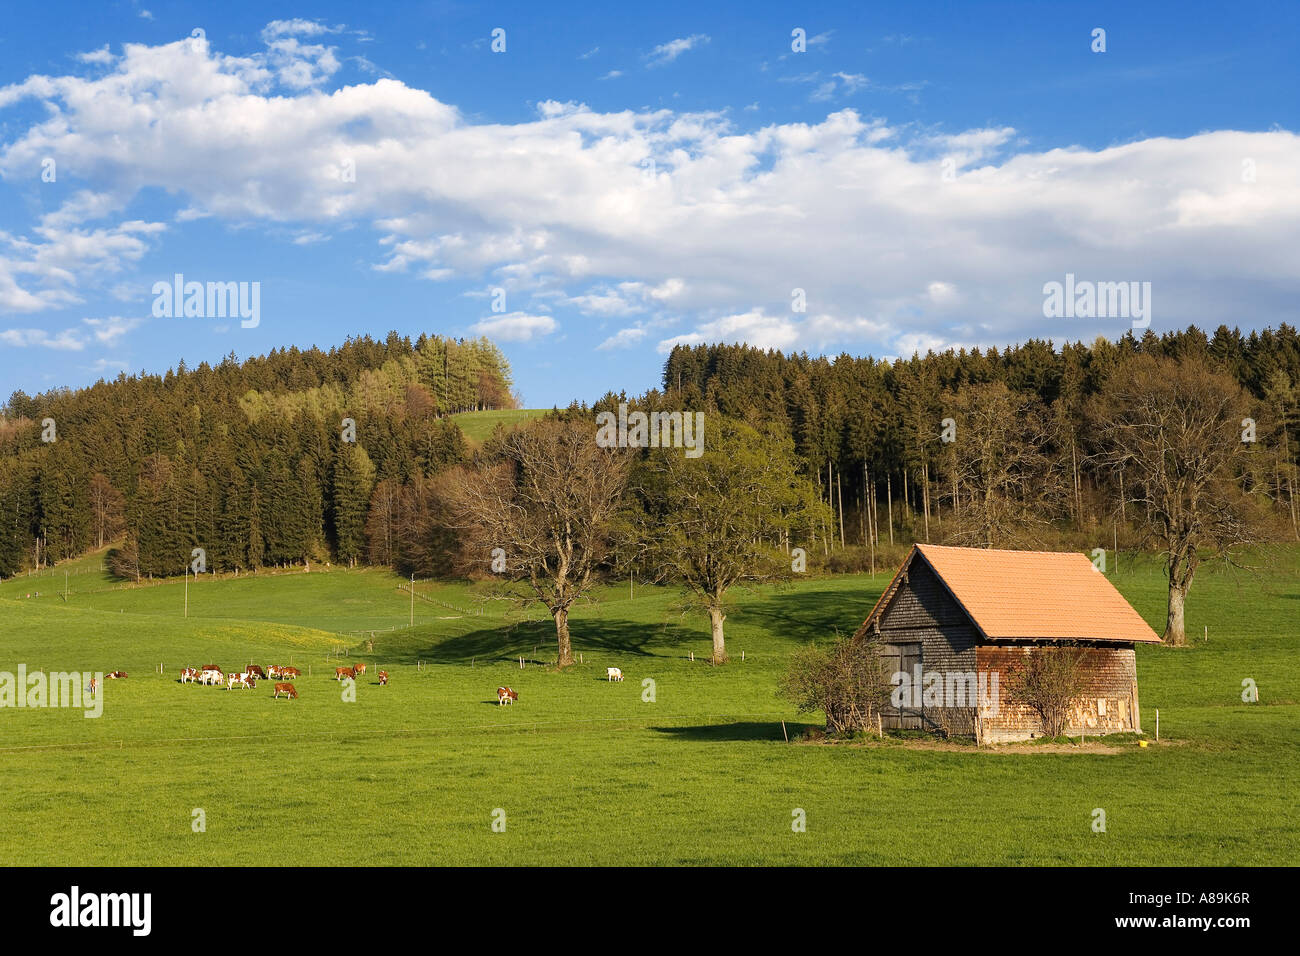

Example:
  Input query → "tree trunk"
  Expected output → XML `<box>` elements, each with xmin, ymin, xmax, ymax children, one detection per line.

<box><xmin>922</xmin><ymin>465</ymin><xmax>930</xmax><ymax>542</ymax></box>
<box><xmin>836</xmin><ymin>468</ymin><xmax>844</xmax><ymax>550</ymax></box>
<box><xmin>554</xmin><ymin>606</ymin><xmax>575</xmax><ymax>665</ymax></box>
<box><xmin>1164</xmin><ymin>581</ymin><xmax>1188</xmax><ymax>646</ymax></box>
<box><xmin>886</xmin><ymin>473</ymin><xmax>894</xmax><ymax>546</ymax></box>
<box><xmin>708</xmin><ymin>605</ymin><xmax>727</xmax><ymax>664</ymax></box>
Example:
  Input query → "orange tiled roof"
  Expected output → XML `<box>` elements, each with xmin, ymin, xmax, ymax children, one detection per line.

<box><xmin>867</xmin><ymin>544</ymin><xmax>1161</xmax><ymax>644</ymax></box>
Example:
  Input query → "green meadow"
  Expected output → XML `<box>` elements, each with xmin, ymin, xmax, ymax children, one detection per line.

<box><xmin>0</xmin><ymin>546</ymin><xmax>1296</xmax><ymax>866</ymax></box>
<box><xmin>450</xmin><ymin>408</ymin><xmax>548</xmax><ymax>445</ymax></box>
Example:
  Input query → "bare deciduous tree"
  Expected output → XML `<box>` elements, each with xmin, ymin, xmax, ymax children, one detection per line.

<box><xmin>1005</xmin><ymin>644</ymin><xmax>1090</xmax><ymax>738</ymax></box>
<box><xmin>441</xmin><ymin>416</ymin><xmax>629</xmax><ymax>666</ymax></box>
<box><xmin>943</xmin><ymin>382</ymin><xmax>1063</xmax><ymax>548</ymax></box>
<box><xmin>1092</xmin><ymin>356</ymin><xmax>1255</xmax><ymax>645</ymax></box>
<box><xmin>87</xmin><ymin>472</ymin><xmax>124</xmax><ymax>550</ymax></box>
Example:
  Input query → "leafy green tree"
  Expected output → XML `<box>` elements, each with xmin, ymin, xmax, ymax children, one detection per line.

<box><xmin>628</xmin><ymin>417</ymin><xmax>826</xmax><ymax>663</ymax></box>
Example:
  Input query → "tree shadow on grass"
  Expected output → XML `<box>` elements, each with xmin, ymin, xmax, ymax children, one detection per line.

<box><xmin>651</xmin><ymin>721</ymin><xmax>816</xmax><ymax>743</ymax></box>
<box><xmin>387</xmin><ymin>617</ymin><xmax>697</xmax><ymax>665</ymax></box>
<box><xmin>737</xmin><ymin>584</ymin><xmax>881</xmax><ymax>643</ymax></box>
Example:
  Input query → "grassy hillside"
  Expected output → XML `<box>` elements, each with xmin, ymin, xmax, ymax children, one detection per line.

<box><xmin>450</xmin><ymin>408</ymin><xmax>548</xmax><ymax>444</ymax></box>
<box><xmin>0</xmin><ymin>548</ymin><xmax>1296</xmax><ymax>865</ymax></box>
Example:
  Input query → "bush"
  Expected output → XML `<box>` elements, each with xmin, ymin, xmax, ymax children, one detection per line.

<box><xmin>779</xmin><ymin>634</ymin><xmax>893</xmax><ymax>735</ymax></box>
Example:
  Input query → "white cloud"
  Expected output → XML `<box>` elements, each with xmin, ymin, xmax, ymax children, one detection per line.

<box><xmin>468</xmin><ymin>312</ymin><xmax>558</xmax><ymax>342</ymax></box>
<box><xmin>261</xmin><ymin>20</ymin><xmax>343</xmax><ymax>41</ymax></box>
<box><xmin>657</xmin><ymin>309</ymin><xmax>800</xmax><ymax>353</ymax></box>
<box><xmin>646</xmin><ymin>34</ymin><xmax>709</xmax><ymax>67</ymax></box>
<box><xmin>82</xmin><ymin>316</ymin><xmax>143</xmax><ymax>344</ymax></box>
<box><xmin>0</xmin><ymin>327</ymin><xmax>85</xmax><ymax>350</ymax></box>
<box><xmin>77</xmin><ymin>46</ymin><xmax>115</xmax><ymax>65</ymax></box>
<box><xmin>597</xmin><ymin>327</ymin><xmax>648</xmax><ymax>350</ymax></box>
<box><xmin>0</xmin><ymin>31</ymin><xmax>1296</xmax><ymax>360</ymax></box>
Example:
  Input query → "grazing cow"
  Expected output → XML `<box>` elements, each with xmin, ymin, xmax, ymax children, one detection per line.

<box><xmin>353</xmin><ymin>663</ymin><xmax>367</xmax><ymax>678</ymax></box>
<box><xmin>180</xmin><ymin>667</ymin><xmax>200</xmax><ymax>684</ymax></box>
<box><xmin>198</xmin><ymin>669</ymin><xmax>223</xmax><ymax>686</ymax></box>
<box><xmin>335</xmin><ymin>666</ymin><xmax>356</xmax><ymax>681</ymax></box>
<box><xmin>378</xmin><ymin>670</ymin><xmax>388</xmax><ymax>686</ymax></box>
<box><xmin>606</xmin><ymin>667</ymin><xmax>624</xmax><ymax>682</ymax></box>
<box><xmin>227</xmin><ymin>672</ymin><xmax>255</xmax><ymax>690</ymax></box>
<box><xmin>202</xmin><ymin>665</ymin><xmax>222</xmax><ymax>673</ymax></box>
<box><xmin>273</xmin><ymin>682</ymin><xmax>298</xmax><ymax>700</ymax></box>
<box><xmin>87</xmin><ymin>678</ymin><xmax>99</xmax><ymax>696</ymax></box>
<box><xmin>245</xmin><ymin>664</ymin><xmax>267</xmax><ymax>680</ymax></box>
<box><xmin>280</xmin><ymin>667</ymin><xmax>301</xmax><ymax>679</ymax></box>
<box><xmin>267</xmin><ymin>665</ymin><xmax>284</xmax><ymax>680</ymax></box>
<box><xmin>106</xmin><ymin>671</ymin><xmax>128</xmax><ymax>679</ymax></box>
<box><xmin>497</xmin><ymin>686</ymin><xmax>518</xmax><ymax>706</ymax></box>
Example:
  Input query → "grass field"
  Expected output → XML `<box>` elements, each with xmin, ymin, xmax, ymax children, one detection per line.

<box><xmin>1</xmin><ymin>546</ymin><xmax>1297</xmax><ymax>866</ymax></box>
<box><xmin>450</xmin><ymin>408</ymin><xmax>548</xmax><ymax>444</ymax></box>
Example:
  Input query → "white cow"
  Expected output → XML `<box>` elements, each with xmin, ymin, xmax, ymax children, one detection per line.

<box><xmin>607</xmin><ymin>667</ymin><xmax>624</xmax><ymax>682</ymax></box>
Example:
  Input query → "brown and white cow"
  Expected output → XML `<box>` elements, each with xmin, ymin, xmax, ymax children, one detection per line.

<box><xmin>227</xmin><ymin>672</ymin><xmax>255</xmax><ymax>690</ymax></box>
<box><xmin>202</xmin><ymin>665</ymin><xmax>222</xmax><ymax>675</ymax></box>
<box><xmin>106</xmin><ymin>671</ymin><xmax>128</xmax><ymax>679</ymax></box>
<box><xmin>280</xmin><ymin>666</ymin><xmax>301</xmax><ymax>679</ymax></box>
<box><xmin>180</xmin><ymin>667</ymin><xmax>200</xmax><ymax>684</ymax></box>
<box><xmin>335</xmin><ymin>666</ymin><xmax>356</xmax><ymax>681</ymax></box>
<box><xmin>497</xmin><ymin>686</ymin><xmax>518</xmax><ymax>706</ymax></box>
<box><xmin>273</xmin><ymin>682</ymin><xmax>298</xmax><ymax>700</ymax></box>
<box><xmin>245</xmin><ymin>664</ymin><xmax>268</xmax><ymax>680</ymax></box>
<box><xmin>353</xmin><ymin>663</ymin><xmax>367</xmax><ymax>678</ymax></box>
<box><xmin>378</xmin><ymin>670</ymin><xmax>388</xmax><ymax>686</ymax></box>
<box><xmin>198</xmin><ymin>669</ymin><xmax>223</xmax><ymax>686</ymax></box>
<box><xmin>606</xmin><ymin>667</ymin><xmax>624</xmax><ymax>682</ymax></box>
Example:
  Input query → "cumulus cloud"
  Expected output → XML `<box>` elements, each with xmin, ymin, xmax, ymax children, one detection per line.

<box><xmin>468</xmin><ymin>312</ymin><xmax>558</xmax><ymax>342</ymax></box>
<box><xmin>0</xmin><ymin>30</ymin><xmax>1297</xmax><ymax>362</ymax></box>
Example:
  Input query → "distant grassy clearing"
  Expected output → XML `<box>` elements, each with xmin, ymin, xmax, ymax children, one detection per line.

<box><xmin>450</xmin><ymin>408</ymin><xmax>548</xmax><ymax>444</ymax></box>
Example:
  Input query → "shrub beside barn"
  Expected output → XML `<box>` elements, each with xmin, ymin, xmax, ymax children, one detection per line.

<box><xmin>854</xmin><ymin>544</ymin><xmax>1160</xmax><ymax>743</ymax></box>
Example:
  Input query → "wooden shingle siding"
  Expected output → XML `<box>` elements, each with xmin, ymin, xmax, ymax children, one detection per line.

<box><xmin>976</xmin><ymin>645</ymin><xmax>1140</xmax><ymax>743</ymax></box>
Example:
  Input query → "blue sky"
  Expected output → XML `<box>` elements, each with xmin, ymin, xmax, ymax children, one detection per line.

<box><xmin>1</xmin><ymin>0</ymin><xmax>1297</xmax><ymax>407</ymax></box>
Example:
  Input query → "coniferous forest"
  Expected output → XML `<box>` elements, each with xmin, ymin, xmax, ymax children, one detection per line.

<box><xmin>0</xmin><ymin>333</ymin><xmax>513</xmax><ymax>578</ymax></box>
<box><xmin>1</xmin><ymin>323</ymin><xmax>1297</xmax><ymax>585</ymax></box>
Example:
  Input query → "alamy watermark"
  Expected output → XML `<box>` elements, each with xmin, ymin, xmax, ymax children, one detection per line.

<box><xmin>1042</xmin><ymin>273</ymin><xmax>1151</xmax><ymax>328</ymax></box>
<box><xmin>0</xmin><ymin>666</ymin><xmax>103</xmax><ymax>717</ymax></box>
<box><xmin>595</xmin><ymin>403</ymin><xmax>705</xmax><ymax>458</ymax></box>
<box><xmin>152</xmin><ymin>274</ymin><xmax>260</xmax><ymax>328</ymax></box>
<box><xmin>890</xmin><ymin>666</ymin><xmax>1001</xmax><ymax>715</ymax></box>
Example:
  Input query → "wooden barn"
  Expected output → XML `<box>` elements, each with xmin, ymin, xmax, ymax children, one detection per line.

<box><xmin>855</xmin><ymin>544</ymin><xmax>1160</xmax><ymax>743</ymax></box>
